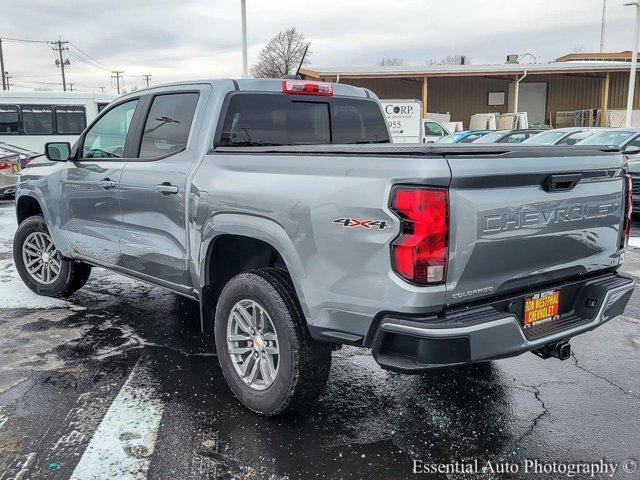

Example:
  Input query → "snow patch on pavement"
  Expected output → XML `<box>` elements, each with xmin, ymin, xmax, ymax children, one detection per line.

<box><xmin>628</xmin><ymin>236</ymin><xmax>640</xmax><ymax>249</ymax></box>
<box><xmin>0</xmin><ymin>204</ymin><xmax>73</xmax><ymax>309</ymax></box>
<box><xmin>70</xmin><ymin>360</ymin><xmax>164</xmax><ymax>480</ymax></box>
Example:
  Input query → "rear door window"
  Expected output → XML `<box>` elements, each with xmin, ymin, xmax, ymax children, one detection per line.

<box><xmin>219</xmin><ymin>94</ymin><xmax>389</xmax><ymax>146</ymax></box>
<box><xmin>0</xmin><ymin>105</ymin><xmax>20</xmax><ymax>133</ymax></box>
<box><xmin>55</xmin><ymin>105</ymin><xmax>87</xmax><ymax>134</ymax></box>
<box><xmin>22</xmin><ymin>105</ymin><xmax>54</xmax><ymax>134</ymax></box>
<box><xmin>138</xmin><ymin>92</ymin><xmax>199</xmax><ymax>159</ymax></box>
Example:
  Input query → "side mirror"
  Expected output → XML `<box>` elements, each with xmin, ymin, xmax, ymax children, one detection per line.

<box><xmin>623</xmin><ymin>145</ymin><xmax>640</xmax><ymax>156</ymax></box>
<box><xmin>44</xmin><ymin>142</ymin><xmax>72</xmax><ymax>162</ymax></box>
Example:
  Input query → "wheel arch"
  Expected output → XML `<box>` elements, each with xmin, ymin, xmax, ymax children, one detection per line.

<box><xmin>15</xmin><ymin>194</ymin><xmax>45</xmax><ymax>225</ymax></box>
<box><xmin>198</xmin><ymin>213</ymin><xmax>309</xmax><ymax>334</ymax></box>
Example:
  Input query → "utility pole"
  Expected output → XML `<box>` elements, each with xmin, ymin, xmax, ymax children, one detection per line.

<box><xmin>111</xmin><ymin>70</ymin><xmax>124</xmax><ymax>94</ymax></box>
<box><xmin>0</xmin><ymin>38</ymin><xmax>6</xmax><ymax>91</ymax></box>
<box><xmin>99</xmin><ymin>86</ymin><xmax>105</xmax><ymax>92</ymax></box>
<box><xmin>5</xmin><ymin>72</ymin><xmax>11</xmax><ymax>91</ymax></box>
<box><xmin>624</xmin><ymin>1</ymin><xmax>640</xmax><ymax>127</ymax></box>
<box><xmin>142</xmin><ymin>74</ymin><xmax>152</xmax><ymax>87</ymax></box>
<box><xmin>240</xmin><ymin>0</ymin><xmax>248</xmax><ymax>77</ymax></box>
<box><xmin>50</xmin><ymin>39</ymin><xmax>70</xmax><ymax>91</ymax></box>
<box><xmin>600</xmin><ymin>0</ymin><xmax>607</xmax><ymax>52</ymax></box>
<box><xmin>69</xmin><ymin>83</ymin><xmax>74</xmax><ymax>92</ymax></box>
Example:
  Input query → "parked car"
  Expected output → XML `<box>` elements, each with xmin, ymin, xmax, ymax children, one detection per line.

<box><xmin>0</xmin><ymin>148</ymin><xmax>21</xmax><ymax>199</ymax></box>
<box><xmin>12</xmin><ymin>79</ymin><xmax>635</xmax><ymax>416</ymax></box>
<box><xmin>473</xmin><ymin>129</ymin><xmax>544</xmax><ymax>144</ymax></box>
<box><xmin>522</xmin><ymin>127</ymin><xmax>601</xmax><ymax>146</ymax></box>
<box><xmin>437</xmin><ymin>129</ymin><xmax>492</xmax><ymax>143</ymax></box>
<box><xmin>577</xmin><ymin>128</ymin><xmax>640</xmax><ymax>211</ymax></box>
<box><xmin>0</xmin><ymin>142</ymin><xmax>42</xmax><ymax>168</ymax></box>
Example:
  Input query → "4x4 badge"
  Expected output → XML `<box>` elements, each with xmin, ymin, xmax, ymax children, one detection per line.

<box><xmin>332</xmin><ymin>218</ymin><xmax>390</xmax><ymax>230</ymax></box>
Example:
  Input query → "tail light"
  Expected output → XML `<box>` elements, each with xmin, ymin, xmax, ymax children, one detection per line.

<box><xmin>0</xmin><ymin>162</ymin><xmax>11</xmax><ymax>170</ymax></box>
<box><xmin>282</xmin><ymin>80</ymin><xmax>333</xmax><ymax>96</ymax></box>
<box><xmin>622</xmin><ymin>174</ymin><xmax>633</xmax><ymax>248</ymax></box>
<box><xmin>390</xmin><ymin>186</ymin><xmax>448</xmax><ymax>285</ymax></box>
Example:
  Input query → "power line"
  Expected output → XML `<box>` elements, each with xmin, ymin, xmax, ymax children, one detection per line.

<box><xmin>1</xmin><ymin>36</ymin><xmax>49</xmax><ymax>44</ymax></box>
<box><xmin>68</xmin><ymin>42</ymin><xmax>114</xmax><ymax>71</ymax></box>
<box><xmin>67</xmin><ymin>50</ymin><xmax>111</xmax><ymax>72</ymax></box>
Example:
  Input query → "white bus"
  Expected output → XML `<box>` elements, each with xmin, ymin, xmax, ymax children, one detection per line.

<box><xmin>0</xmin><ymin>91</ymin><xmax>119</xmax><ymax>153</ymax></box>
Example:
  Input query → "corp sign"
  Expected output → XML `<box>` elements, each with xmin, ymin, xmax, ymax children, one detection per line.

<box><xmin>381</xmin><ymin>100</ymin><xmax>422</xmax><ymax>143</ymax></box>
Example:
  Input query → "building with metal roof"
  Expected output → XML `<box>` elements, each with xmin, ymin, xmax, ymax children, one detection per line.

<box><xmin>300</xmin><ymin>52</ymin><xmax>640</xmax><ymax>128</ymax></box>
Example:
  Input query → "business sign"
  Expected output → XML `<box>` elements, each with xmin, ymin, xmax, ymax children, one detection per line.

<box><xmin>381</xmin><ymin>100</ymin><xmax>422</xmax><ymax>143</ymax></box>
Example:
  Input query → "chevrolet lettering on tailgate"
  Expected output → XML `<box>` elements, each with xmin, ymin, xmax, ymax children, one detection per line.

<box><xmin>480</xmin><ymin>199</ymin><xmax>621</xmax><ymax>236</ymax></box>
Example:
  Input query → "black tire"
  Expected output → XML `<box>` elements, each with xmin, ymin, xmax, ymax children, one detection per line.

<box><xmin>13</xmin><ymin>215</ymin><xmax>91</xmax><ymax>297</ymax></box>
<box><xmin>214</xmin><ymin>268</ymin><xmax>332</xmax><ymax>416</ymax></box>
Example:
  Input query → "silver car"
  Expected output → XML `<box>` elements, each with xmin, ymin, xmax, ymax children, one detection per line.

<box><xmin>0</xmin><ymin>148</ymin><xmax>21</xmax><ymax>199</ymax></box>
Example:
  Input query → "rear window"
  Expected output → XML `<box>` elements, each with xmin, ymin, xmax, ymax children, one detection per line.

<box><xmin>0</xmin><ymin>105</ymin><xmax>20</xmax><ymax>134</ymax></box>
<box><xmin>22</xmin><ymin>105</ymin><xmax>54</xmax><ymax>134</ymax></box>
<box><xmin>219</xmin><ymin>94</ymin><xmax>389</xmax><ymax>146</ymax></box>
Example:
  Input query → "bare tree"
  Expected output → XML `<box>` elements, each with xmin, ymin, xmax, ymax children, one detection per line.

<box><xmin>376</xmin><ymin>57</ymin><xmax>406</xmax><ymax>66</ymax></box>
<box><xmin>250</xmin><ymin>28</ymin><xmax>310</xmax><ymax>78</ymax></box>
<box><xmin>426</xmin><ymin>54</ymin><xmax>472</xmax><ymax>65</ymax></box>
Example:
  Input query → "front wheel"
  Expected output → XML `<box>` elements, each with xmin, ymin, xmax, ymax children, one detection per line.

<box><xmin>13</xmin><ymin>215</ymin><xmax>91</xmax><ymax>297</ymax></box>
<box><xmin>214</xmin><ymin>268</ymin><xmax>332</xmax><ymax>416</ymax></box>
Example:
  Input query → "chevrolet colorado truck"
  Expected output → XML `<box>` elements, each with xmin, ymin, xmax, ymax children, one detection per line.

<box><xmin>12</xmin><ymin>78</ymin><xmax>635</xmax><ymax>415</ymax></box>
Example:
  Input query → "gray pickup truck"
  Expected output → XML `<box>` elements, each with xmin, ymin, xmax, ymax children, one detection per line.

<box><xmin>12</xmin><ymin>78</ymin><xmax>635</xmax><ymax>415</ymax></box>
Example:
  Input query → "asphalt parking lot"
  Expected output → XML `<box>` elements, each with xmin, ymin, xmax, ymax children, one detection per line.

<box><xmin>0</xmin><ymin>200</ymin><xmax>639</xmax><ymax>480</ymax></box>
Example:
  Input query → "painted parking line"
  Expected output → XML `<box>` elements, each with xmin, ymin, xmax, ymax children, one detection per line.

<box><xmin>0</xmin><ymin>406</ymin><xmax>8</xmax><ymax>432</ymax></box>
<box><xmin>69</xmin><ymin>359</ymin><xmax>164</xmax><ymax>480</ymax></box>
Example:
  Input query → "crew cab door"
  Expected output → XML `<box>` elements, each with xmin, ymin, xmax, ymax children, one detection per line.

<box><xmin>58</xmin><ymin>98</ymin><xmax>141</xmax><ymax>263</ymax></box>
<box><xmin>117</xmin><ymin>86</ymin><xmax>207</xmax><ymax>292</ymax></box>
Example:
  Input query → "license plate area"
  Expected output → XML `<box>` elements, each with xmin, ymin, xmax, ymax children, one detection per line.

<box><xmin>523</xmin><ymin>289</ymin><xmax>560</xmax><ymax>329</ymax></box>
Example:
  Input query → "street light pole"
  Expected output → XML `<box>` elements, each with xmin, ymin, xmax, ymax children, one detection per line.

<box><xmin>240</xmin><ymin>0</ymin><xmax>248</xmax><ymax>78</ymax></box>
<box><xmin>600</xmin><ymin>0</ymin><xmax>607</xmax><ymax>52</ymax></box>
<box><xmin>624</xmin><ymin>1</ymin><xmax>640</xmax><ymax>127</ymax></box>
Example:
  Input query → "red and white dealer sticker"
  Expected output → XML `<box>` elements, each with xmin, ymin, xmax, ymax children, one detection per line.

<box><xmin>523</xmin><ymin>289</ymin><xmax>560</xmax><ymax>328</ymax></box>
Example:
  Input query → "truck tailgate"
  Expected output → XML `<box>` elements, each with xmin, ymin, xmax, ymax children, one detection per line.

<box><xmin>444</xmin><ymin>146</ymin><xmax>625</xmax><ymax>306</ymax></box>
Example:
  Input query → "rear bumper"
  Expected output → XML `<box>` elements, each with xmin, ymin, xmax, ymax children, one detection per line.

<box><xmin>371</xmin><ymin>273</ymin><xmax>635</xmax><ymax>373</ymax></box>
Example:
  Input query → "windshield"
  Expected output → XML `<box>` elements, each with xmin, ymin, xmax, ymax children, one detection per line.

<box><xmin>473</xmin><ymin>131</ymin><xmax>506</xmax><ymax>143</ymax></box>
<box><xmin>522</xmin><ymin>130</ymin><xmax>566</xmax><ymax>145</ymax></box>
<box><xmin>577</xmin><ymin>130</ymin><xmax>636</xmax><ymax>146</ymax></box>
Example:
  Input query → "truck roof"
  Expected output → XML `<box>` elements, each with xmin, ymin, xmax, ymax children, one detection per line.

<box><xmin>116</xmin><ymin>78</ymin><xmax>374</xmax><ymax>100</ymax></box>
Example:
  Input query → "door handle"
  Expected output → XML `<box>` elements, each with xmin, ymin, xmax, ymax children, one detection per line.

<box><xmin>156</xmin><ymin>183</ymin><xmax>179</xmax><ymax>195</ymax></box>
<box><xmin>98</xmin><ymin>179</ymin><xmax>117</xmax><ymax>189</ymax></box>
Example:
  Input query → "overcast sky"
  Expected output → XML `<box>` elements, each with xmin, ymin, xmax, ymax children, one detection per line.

<box><xmin>2</xmin><ymin>0</ymin><xmax>636</xmax><ymax>93</ymax></box>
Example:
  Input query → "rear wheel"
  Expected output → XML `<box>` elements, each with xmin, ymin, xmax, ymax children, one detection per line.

<box><xmin>214</xmin><ymin>268</ymin><xmax>332</xmax><ymax>416</ymax></box>
<box><xmin>13</xmin><ymin>215</ymin><xmax>91</xmax><ymax>297</ymax></box>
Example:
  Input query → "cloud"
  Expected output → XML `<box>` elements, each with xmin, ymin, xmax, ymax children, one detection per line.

<box><xmin>2</xmin><ymin>0</ymin><xmax>635</xmax><ymax>92</ymax></box>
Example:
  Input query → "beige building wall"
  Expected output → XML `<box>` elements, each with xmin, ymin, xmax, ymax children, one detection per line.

<box><xmin>335</xmin><ymin>72</ymin><xmax>640</xmax><ymax>128</ymax></box>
